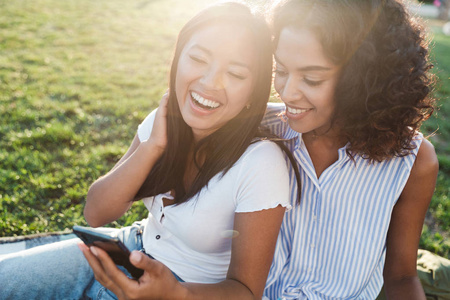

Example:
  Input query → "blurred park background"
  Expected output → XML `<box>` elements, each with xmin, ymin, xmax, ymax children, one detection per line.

<box><xmin>0</xmin><ymin>0</ymin><xmax>449</xmax><ymax>258</ymax></box>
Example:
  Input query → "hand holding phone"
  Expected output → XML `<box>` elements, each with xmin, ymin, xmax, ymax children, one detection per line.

<box><xmin>73</xmin><ymin>225</ymin><xmax>144</xmax><ymax>279</ymax></box>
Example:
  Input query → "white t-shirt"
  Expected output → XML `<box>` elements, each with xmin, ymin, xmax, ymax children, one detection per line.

<box><xmin>137</xmin><ymin>110</ymin><xmax>290</xmax><ymax>283</ymax></box>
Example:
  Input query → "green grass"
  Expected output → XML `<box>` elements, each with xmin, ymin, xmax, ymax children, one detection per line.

<box><xmin>0</xmin><ymin>0</ymin><xmax>217</xmax><ymax>235</ymax></box>
<box><xmin>0</xmin><ymin>0</ymin><xmax>449</xmax><ymax>258</ymax></box>
<box><xmin>418</xmin><ymin>22</ymin><xmax>450</xmax><ymax>258</ymax></box>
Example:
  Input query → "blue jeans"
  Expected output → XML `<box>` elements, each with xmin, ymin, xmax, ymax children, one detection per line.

<box><xmin>0</xmin><ymin>223</ymin><xmax>143</xmax><ymax>300</ymax></box>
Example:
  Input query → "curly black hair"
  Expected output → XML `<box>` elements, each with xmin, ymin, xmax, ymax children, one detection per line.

<box><xmin>273</xmin><ymin>0</ymin><xmax>436</xmax><ymax>161</ymax></box>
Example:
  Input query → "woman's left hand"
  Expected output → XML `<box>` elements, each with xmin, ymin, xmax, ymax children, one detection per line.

<box><xmin>78</xmin><ymin>243</ymin><xmax>187</xmax><ymax>300</ymax></box>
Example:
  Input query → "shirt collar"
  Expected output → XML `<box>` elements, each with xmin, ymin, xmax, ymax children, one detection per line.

<box><xmin>282</xmin><ymin>120</ymin><xmax>352</xmax><ymax>162</ymax></box>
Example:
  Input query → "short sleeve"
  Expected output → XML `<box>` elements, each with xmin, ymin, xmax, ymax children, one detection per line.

<box><xmin>233</xmin><ymin>141</ymin><xmax>291</xmax><ymax>213</ymax></box>
<box><xmin>137</xmin><ymin>109</ymin><xmax>157</xmax><ymax>142</ymax></box>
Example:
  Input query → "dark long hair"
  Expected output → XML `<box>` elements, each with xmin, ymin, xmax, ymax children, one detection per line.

<box><xmin>134</xmin><ymin>2</ymin><xmax>300</xmax><ymax>204</ymax></box>
<box><xmin>272</xmin><ymin>0</ymin><xmax>435</xmax><ymax>162</ymax></box>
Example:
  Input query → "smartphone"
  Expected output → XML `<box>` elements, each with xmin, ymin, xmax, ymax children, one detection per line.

<box><xmin>73</xmin><ymin>225</ymin><xmax>144</xmax><ymax>279</ymax></box>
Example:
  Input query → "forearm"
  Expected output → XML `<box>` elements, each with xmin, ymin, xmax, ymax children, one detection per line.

<box><xmin>84</xmin><ymin>141</ymin><xmax>164</xmax><ymax>227</ymax></box>
<box><xmin>178</xmin><ymin>208</ymin><xmax>286</xmax><ymax>300</ymax></box>
<box><xmin>384</xmin><ymin>275</ymin><xmax>426</xmax><ymax>300</ymax></box>
<box><xmin>180</xmin><ymin>279</ymin><xmax>257</xmax><ymax>300</ymax></box>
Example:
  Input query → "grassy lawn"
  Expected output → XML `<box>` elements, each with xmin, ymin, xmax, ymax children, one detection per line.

<box><xmin>419</xmin><ymin>19</ymin><xmax>450</xmax><ymax>258</ymax></box>
<box><xmin>0</xmin><ymin>0</ymin><xmax>216</xmax><ymax>235</ymax></box>
<box><xmin>1</xmin><ymin>0</ymin><xmax>449</xmax><ymax>258</ymax></box>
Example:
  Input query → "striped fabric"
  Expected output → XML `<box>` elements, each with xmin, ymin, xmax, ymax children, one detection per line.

<box><xmin>262</xmin><ymin>103</ymin><xmax>422</xmax><ymax>300</ymax></box>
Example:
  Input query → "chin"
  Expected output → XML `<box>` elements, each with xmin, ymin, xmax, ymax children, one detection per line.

<box><xmin>288</xmin><ymin>120</ymin><xmax>305</xmax><ymax>133</ymax></box>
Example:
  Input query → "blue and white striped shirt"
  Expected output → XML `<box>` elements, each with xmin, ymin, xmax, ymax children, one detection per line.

<box><xmin>262</xmin><ymin>103</ymin><xmax>422</xmax><ymax>300</ymax></box>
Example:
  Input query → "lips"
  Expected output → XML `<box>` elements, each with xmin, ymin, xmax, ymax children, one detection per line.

<box><xmin>190</xmin><ymin>91</ymin><xmax>220</xmax><ymax>110</ymax></box>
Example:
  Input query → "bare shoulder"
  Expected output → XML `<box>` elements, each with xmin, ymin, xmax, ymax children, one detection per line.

<box><xmin>397</xmin><ymin>137</ymin><xmax>438</xmax><ymax>208</ymax></box>
<box><xmin>412</xmin><ymin>138</ymin><xmax>439</xmax><ymax>178</ymax></box>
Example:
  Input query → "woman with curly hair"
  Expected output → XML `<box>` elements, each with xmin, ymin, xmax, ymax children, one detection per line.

<box><xmin>262</xmin><ymin>0</ymin><xmax>439</xmax><ymax>299</ymax></box>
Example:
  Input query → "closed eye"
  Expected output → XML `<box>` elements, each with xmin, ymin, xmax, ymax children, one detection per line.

<box><xmin>304</xmin><ymin>78</ymin><xmax>324</xmax><ymax>87</ymax></box>
<box><xmin>228</xmin><ymin>72</ymin><xmax>246</xmax><ymax>80</ymax></box>
<box><xmin>189</xmin><ymin>55</ymin><xmax>207</xmax><ymax>64</ymax></box>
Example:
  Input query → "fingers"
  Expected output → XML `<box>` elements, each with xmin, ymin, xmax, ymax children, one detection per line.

<box><xmin>129</xmin><ymin>251</ymin><xmax>176</xmax><ymax>285</ymax></box>
<box><xmin>161</xmin><ymin>88</ymin><xmax>169</xmax><ymax>102</ymax></box>
<box><xmin>159</xmin><ymin>91</ymin><xmax>169</xmax><ymax>110</ymax></box>
<box><xmin>147</xmin><ymin>90</ymin><xmax>170</xmax><ymax>151</ymax></box>
<box><xmin>93</xmin><ymin>247</ymin><xmax>139</xmax><ymax>288</ymax></box>
<box><xmin>129</xmin><ymin>250</ymin><xmax>160</xmax><ymax>273</ymax></box>
<box><xmin>78</xmin><ymin>243</ymin><xmax>137</xmax><ymax>298</ymax></box>
<box><xmin>78</xmin><ymin>243</ymin><xmax>107</xmax><ymax>279</ymax></box>
<box><xmin>129</xmin><ymin>251</ymin><xmax>188</xmax><ymax>298</ymax></box>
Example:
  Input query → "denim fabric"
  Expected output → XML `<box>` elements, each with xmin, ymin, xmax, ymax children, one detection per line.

<box><xmin>0</xmin><ymin>223</ymin><xmax>143</xmax><ymax>300</ymax></box>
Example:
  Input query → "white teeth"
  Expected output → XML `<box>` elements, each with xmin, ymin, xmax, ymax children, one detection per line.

<box><xmin>287</xmin><ymin>106</ymin><xmax>311</xmax><ymax>115</ymax></box>
<box><xmin>191</xmin><ymin>92</ymin><xmax>220</xmax><ymax>109</ymax></box>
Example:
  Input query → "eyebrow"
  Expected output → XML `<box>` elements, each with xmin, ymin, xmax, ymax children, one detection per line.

<box><xmin>274</xmin><ymin>54</ymin><xmax>331</xmax><ymax>72</ymax></box>
<box><xmin>191</xmin><ymin>44</ymin><xmax>251</xmax><ymax>69</ymax></box>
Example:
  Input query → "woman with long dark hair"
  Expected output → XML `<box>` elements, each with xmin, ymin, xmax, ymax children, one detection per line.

<box><xmin>0</xmin><ymin>3</ymin><xmax>296</xmax><ymax>299</ymax></box>
<box><xmin>262</xmin><ymin>0</ymin><xmax>439</xmax><ymax>299</ymax></box>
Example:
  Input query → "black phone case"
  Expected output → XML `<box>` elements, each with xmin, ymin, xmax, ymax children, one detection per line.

<box><xmin>73</xmin><ymin>226</ymin><xmax>144</xmax><ymax>279</ymax></box>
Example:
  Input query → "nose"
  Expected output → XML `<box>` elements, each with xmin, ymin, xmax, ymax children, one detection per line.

<box><xmin>279</xmin><ymin>76</ymin><xmax>302</xmax><ymax>103</ymax></box>
<box><xmin>199</xmin><ymin>66</ymin><xmax>224</xmax><ymax>90</ymax></box>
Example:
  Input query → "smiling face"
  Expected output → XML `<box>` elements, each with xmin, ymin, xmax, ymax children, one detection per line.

<box><xmin>274</xmin><ymin>27</ymin><xmax>341</xmax><ymax>136</ymax></box>
<box><xmin>175</xmin><ymin>23</ymin><xmax>257</xmax><ymax>141</ymax></box>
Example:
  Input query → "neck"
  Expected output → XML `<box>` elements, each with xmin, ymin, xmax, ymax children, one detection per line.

<box><xmin>301</xmin><ymin>128</ymin><xmax>347</xmax><ymax>179</ymax></box>
<box><xmin>302</xmin><ymin>128</ymin><xmax>347</xmax><ymax>149</ymax></box>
